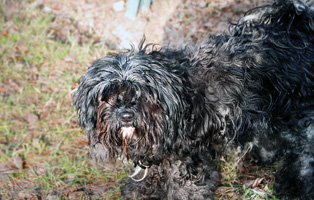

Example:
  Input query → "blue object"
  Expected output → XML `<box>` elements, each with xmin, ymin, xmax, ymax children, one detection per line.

<box><xmin>125</xmin><ymin>0</ymin><xmax>153</xmax><ymax>19</ymax></box>
<box><xmin>140</xmin><ymin>0</ymin><xmax>152</xmax><ymax>9</ymax></box>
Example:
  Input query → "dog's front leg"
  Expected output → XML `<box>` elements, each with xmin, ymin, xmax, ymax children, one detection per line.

<box><xmin>165</xmin><ymin>159</ymin><xmax>219</xmax><ymax>200</ymax></box>
<box><xmin>121</xmin><ymin>164</ymin><xmax>167</xmax><ymax>200</ymax></box>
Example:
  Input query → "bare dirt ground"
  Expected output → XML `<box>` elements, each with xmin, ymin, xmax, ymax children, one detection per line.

<box><xmin>41</xmin><ymin>0</ymin><xmax>270</xmax><ymax>48</ymax></box>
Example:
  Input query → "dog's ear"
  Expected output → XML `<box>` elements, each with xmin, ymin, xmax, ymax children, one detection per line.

<box><xmin>73</xmin><ymin>78</ymin><xmax>98</xmax><ymax>135</ymax></box>
<box><xmin>73</xmin><ymin>60</ymin><xmax>108</xmax><ymax>135</ymax></box>
<box><xmin>73</xmin><ymin>54</ymin><xmax>123</xmax><ymax>135</ymax></box>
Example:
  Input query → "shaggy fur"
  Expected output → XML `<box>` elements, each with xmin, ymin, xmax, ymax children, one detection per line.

<box><xmin>73</xmin><ymin>0</ymin><xmax>314</xmax><ymax>199</ymax></box>
<box><xmin>73</xmin><ymin>40</ymin><xmax>216</xmax><ymax>199</ymax></box>
<box><xmin>191</xmin><ymin>0</ymin><xmax>314</xmax><ymax>199</ymax></box>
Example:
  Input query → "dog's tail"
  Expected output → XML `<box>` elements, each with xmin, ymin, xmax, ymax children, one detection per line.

<box><xmin>235</xmin><ymin>0</ymin><xmax>314</xmax><ymax>46</ymax></box>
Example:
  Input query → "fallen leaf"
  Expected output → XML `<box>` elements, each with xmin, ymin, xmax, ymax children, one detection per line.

<box><xmin>32</xmin><ymin>138</ymin><xmax>39</xmax><ymax>148</ymax></box>
<box><xmin>237</xmin><ymin>162</ymin><xmax>246</xmax><ymax>173</ymax></box>
<box><xmin>252</xmin><ymin>178</ymin><xmax>264</xmax><ymax>188</ymax></box>
<box><xmin>16</xmin><ymin>44</ymin><xmax>29</xmax><ymax>53</ymax></box>
<box><xmin>243</xmin><ymin>178</ymin><xmax>264</xmax><ymax>188</ymax></box>
<box><xmin>64</xmin><ymin>56</ymin><xmax>74</xmax><ymax>63</ymax></box>
<box><xmin>1</xmin><ymin>31</ymin><xmax>8</xmax><ymax>37</ymax></box>
<box><xmin>26</xmin><ymin>112</ymin><xmax>39</xmax><ymax>127</ymax></box>
<box><xmin>67</xmin><ymin>174</ymin><xmax>75</xmax><ymax>179</ymax></box>
<box><xmin>13</xmin><ymin>155</ymin><xmax>24</xmax><ymax>169</ymax></box>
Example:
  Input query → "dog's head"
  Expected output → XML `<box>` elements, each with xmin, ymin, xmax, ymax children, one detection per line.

<box><xmin>73</xmin><ymin>42</ymin><xmax>192</xmax><ymax>166</ymax></box>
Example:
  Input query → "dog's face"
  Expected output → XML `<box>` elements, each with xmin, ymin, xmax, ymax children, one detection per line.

<box><xmin>73</xmin><ymin>48</ymin><xmax>190</xmax><ymax>166</ymax></box>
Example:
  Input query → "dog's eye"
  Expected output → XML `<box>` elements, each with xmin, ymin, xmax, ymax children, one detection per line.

<box><xmin>129</xmin><ymin>101</ymin><xmax>136</xmax><ymax>107</ymax></box>
<box><xmin>102</xmin><ymin>93</ymin><xmax>118</xmax><ymax>105</ymax></box>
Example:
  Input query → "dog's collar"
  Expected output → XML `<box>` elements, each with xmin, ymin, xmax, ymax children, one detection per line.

<box><xmin>127</xmin><ymin>165</ymin><xmax>148</xmax><ymax>182</ymax></box>
<box><xmin>121</xmin><ymin>157</ymin><xmax>149</xmax><ymax>182</ymax></box>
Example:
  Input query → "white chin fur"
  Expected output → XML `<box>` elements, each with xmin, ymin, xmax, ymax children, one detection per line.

<box><xmin>121</xmin><ymin>127</ymin><xmax>135</xmax><ymax>139</ymax></box>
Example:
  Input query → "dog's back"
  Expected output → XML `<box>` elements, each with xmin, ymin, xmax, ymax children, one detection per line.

<box><xmin>191</xmin><ymin>0</ymin><xmax>314</xmax><ymax>198</ymax></box>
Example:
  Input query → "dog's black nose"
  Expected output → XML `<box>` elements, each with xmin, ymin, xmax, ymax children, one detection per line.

<box><xmin>119</xmin><ymin>111</ymin><xmax>134</xmax><ymax>122</ymax></box>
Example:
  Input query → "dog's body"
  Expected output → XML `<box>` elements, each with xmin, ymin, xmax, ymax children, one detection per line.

<box><xmin>191</xmin><ymin>0</ymin><xmax>314</xmax><ymax>198</ymax></box>
<box><xmin>74</xmin><ymin>0</ymin><xmax>314</xmax><ymax>199</ymax></box>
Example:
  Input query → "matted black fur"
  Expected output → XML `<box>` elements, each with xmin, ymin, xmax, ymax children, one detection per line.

<box><xmin>191</xmin><ymin>0</ymin><xmax>314</xmax><ymax>199</ymax></box>
<box><xmin>73</xmin><ymin>40</ymin><xmax>218</xmax><ymax>199</ymax></box>
<box><xmin>73</xmin><ymin>0</ymin><xmax>314</xmax><ymax>199</ymax></box>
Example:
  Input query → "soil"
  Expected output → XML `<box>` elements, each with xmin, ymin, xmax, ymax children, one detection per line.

<box><xmin>41</xmin><ymin>0</ymin><xmax>271</xmax><ymax>49</ymax></box>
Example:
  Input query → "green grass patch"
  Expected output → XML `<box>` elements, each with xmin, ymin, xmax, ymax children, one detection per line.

<box><xmin>0</xmin><ymin>1</ymin><xmax>119</xmax><ymax>199</ymax></box>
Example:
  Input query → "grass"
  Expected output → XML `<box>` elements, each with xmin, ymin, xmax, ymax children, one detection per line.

<box><xmin>216</xmin><ymin>156</ymin><xmax>279</xmax><ymax>200</ymax></box>
<box><xmin>0</xmin><ymin>1</ymin><xmax>125</xmax><ymax>199</ymax></box>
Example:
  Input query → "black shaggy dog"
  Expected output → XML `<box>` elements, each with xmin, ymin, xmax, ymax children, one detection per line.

<box><xmin>73</xmin><ymin>0</ymin><xmax>314</xmax><ymax>199</ymax></box>
<box><xmin>73</xmin><ymin>41</ymin><xmax>215</xmax><ymax>199</ymax></box>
